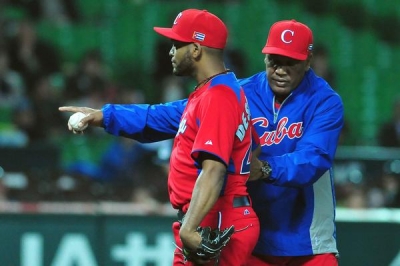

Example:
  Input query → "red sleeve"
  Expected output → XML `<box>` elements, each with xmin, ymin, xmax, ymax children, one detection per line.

<box><xmin>191</xmin><ymin>86</ymin><xmax>238</xmax><ymax>165</ymax></box>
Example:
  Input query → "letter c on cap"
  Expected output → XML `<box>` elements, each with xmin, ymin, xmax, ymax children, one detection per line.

<box><xmin>281</xmin><ymin>30</ymin><xmax>294</xmax><ymax>44</ymax></box>
<box><xmin>173</xmin><ymin>12</ymin><xmax>182</xmax><ymax>25</ymax></box>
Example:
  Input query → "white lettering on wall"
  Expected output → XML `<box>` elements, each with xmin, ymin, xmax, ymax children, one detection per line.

<box><xmin>51</xmin><ymin>234</ymin><xmax>98</xmax><ymax>266</ymax></box>
<box><xmin>21</xmin><ymin>233</ymin><xmax>43</xmax><ymax>266</ymax></box>
<box><xmin>111</xmin><ymin>233</ymin><xmax>174</xmax><ymax>266</ymax></box>
<box><xmin>389</xmin><ymin>250</ymin><xmax>400</xmax><ymax>266</ymax></box>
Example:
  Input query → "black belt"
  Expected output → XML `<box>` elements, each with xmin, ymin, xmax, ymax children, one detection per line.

<box><xmin>233</xmin><ymin>196</ymin><xmax>251</xmax><ymax>208</ymax></box>
<box><xmin>177</xmin><ymin>196</ymin><xmax>251</xmax><ymax>222</ymax></box>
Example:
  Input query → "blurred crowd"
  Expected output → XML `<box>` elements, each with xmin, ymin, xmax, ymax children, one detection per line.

<box><xmin>0</xmin><ymin>2</ymin><xmax>180</xmax><ymax>210</ymax></box>
<box><xmin>0</xmin><ymin>2</ymin><xmax>399</xmax><ymax>210</ymax></box>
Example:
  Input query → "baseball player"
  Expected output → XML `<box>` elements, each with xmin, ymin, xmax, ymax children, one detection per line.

<box><xmin>60</xmin><ymin>9</ymin><xmax>259</xmax><ymax>265</ymax></box>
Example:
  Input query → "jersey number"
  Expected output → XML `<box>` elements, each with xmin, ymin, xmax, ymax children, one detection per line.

<box><xmin>240</xmin><ymin>146</ymin><xmax>251</xmax><ymax>174</ymax></box>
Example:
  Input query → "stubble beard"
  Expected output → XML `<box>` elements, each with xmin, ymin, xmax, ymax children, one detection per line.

<box><xmin>173</xmin><ymin>50</ymin><xmax>194</xmax><ymax>77</ymax></box>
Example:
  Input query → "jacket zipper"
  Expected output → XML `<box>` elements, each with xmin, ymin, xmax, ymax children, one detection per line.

<box><xmin>272</xmin><ymin>95</ymin><xmax>290</xmax><ymax>123</ymax></box>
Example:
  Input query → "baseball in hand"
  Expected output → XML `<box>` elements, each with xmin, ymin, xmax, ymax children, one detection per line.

<box><xmin>68</xmin><ymin>112</ymin><xmax>88</xmax><ymax>131</ymax></box>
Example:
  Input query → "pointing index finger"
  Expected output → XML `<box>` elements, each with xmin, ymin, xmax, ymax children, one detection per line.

<box><xmin>59</xmin><ymin>106</ymin><xmax>82</xmax><ymax>113</ymax></box>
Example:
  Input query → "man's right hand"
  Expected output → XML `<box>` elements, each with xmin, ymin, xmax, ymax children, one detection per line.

<box><xmin>248</xmin><ymin>145</ymin><xmax>263</xmax><ymax>181</ymax></box>
<box><xmin>59</xmin><ymin>106</ymin><xmax>104</xmax><ymax>133</ymax></box>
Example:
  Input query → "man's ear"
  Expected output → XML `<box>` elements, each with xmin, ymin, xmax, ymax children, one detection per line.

<box><xmin>305</xmin><ymin>53</ymin><xmax>313</xmax><ymax>70</ymax></box>
<box><xmin>192</xmin><ymin>43</ymin><xmax>202</xmax><ymax>59</ymax></box>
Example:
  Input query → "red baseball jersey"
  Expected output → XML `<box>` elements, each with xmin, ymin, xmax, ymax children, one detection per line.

<box><xmin>168</xmin><ymin>72</ymin><xmax>252</xmax><ymax>211</ymax></box>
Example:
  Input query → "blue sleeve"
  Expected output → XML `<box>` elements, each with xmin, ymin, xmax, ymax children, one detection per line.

<box><xmin>102</xmin><ymin>99</ymin><xmax>187</xmax><ymax>143</ymax></box>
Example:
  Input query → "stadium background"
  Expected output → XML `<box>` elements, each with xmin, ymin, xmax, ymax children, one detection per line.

<box><xmin>31</xmin><ymin>0</ymin><xmax>400</xmax><ymax>144</ymax></box>
<box><xmin>0</xmin><ymin>0</ymin><xmax>400</xmax><ymax>265</ymax></box>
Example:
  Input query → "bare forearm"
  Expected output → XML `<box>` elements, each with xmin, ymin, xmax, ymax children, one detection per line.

<box><xmin>182</xmin><ymin>170</ymin><xmax>223</xmax><ymax>231</ymax></box>
<box><xmin>180</xmin><ymin>159</ymin><xmax>226</xmax><ymax>250</ymax></box>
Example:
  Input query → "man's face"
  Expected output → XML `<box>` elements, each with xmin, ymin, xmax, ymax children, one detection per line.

<box><xmin>169</xmin><ymin>41</ymin><xmax>194</xmax><ymax>77</ymax></box>
<box><xmin>265</xmin><ymin>54</ymin><xmax>311</xmax><ymax>101</ymax></box>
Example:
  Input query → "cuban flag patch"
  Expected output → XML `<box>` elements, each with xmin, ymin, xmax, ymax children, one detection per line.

<box><xmin>193</xmin><ymin>31</ymin><xmax>205</xmax><ymax>42</ymax></box>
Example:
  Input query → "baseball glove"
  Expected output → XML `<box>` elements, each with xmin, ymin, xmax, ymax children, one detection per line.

<box><xmin>182</xmin><ymin>225</ymin><xmax>235</xmax><ymax>264</ymax></box>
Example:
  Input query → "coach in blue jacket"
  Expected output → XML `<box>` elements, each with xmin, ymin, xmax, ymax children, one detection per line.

<box><xmin>240</xmin><ymin>20</ymin><xmax>343</xmax><ymax>266</ymax></box>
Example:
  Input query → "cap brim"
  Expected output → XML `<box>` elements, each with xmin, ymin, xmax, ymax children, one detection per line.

<box><xmin>262</xmin><ymin>46</ymin><xmax>307</xmax><ymax>61</ymax></box>
<box><xmin>153</xmin><ymin>27</ymin><xmax>192</xmax><ymax>43</ymax></box>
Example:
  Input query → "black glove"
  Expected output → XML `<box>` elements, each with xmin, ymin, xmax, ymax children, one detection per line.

<box><xmin>183</xmin><ymin>225</ymin><xmax>235</xmax><ymax>264</ymax></box>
